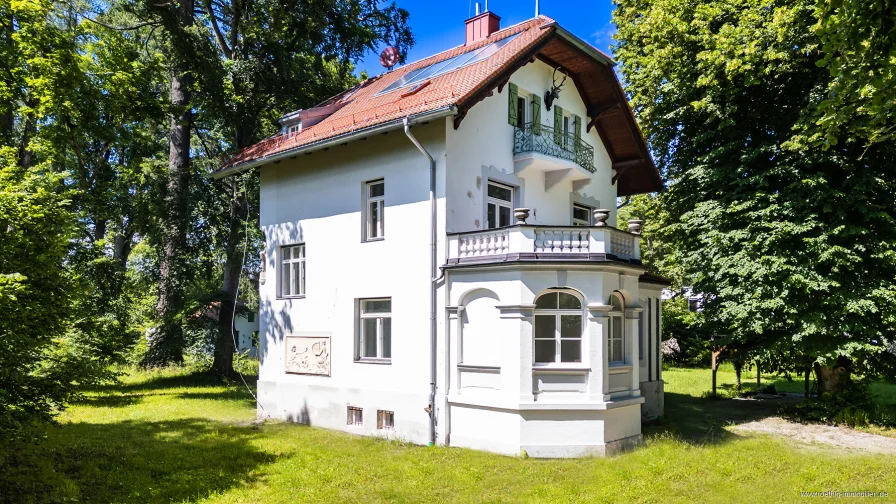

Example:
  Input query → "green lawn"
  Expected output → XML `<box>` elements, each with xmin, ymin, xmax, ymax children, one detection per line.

<box><xmin>2</xmin><ymin>365</ymin><xmax>895</xmax><ymax>504</ymax></box>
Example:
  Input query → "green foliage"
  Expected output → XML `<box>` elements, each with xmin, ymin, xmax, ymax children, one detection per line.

<box><xmin>661</xmin><ymin>296</ymin><xmax>713</xmax><ymax>366</ymax></box>
<box><xmin>0</xmin><ymin>155</ymin><xmax>77</xmax><ymax>440</ymax></box>
<box><xmin>784</xmin><ymin>378</ymin><xmax>896</xmax><ymax>428</ymax></box>
<box><xmin>614</xmin><ymin>0</ymin><xmax>896</xmax><ymax>381</ymax></box>
<box><xmin>805</xmin><ymin>0</ymin><xmax>896</xmax><ymax>147</ymax></box>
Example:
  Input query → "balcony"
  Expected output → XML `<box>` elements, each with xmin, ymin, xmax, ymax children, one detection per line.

<box><xmin>446</xmin><ymin>225</ymin><xmax>641</xmax><ymax>266</ymax></box>
<box><xmin>513</xmin><ymin>122</ymin><xmax>595</xmax><ymax>174</ymax></box>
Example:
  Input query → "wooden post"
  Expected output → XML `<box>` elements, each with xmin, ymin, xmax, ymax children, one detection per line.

<box><xmin>804</xmin><ymin>367</ymin><xmax>810</xmax><ymax>398</ymax></box>
<box><xmin>756</xmin><ymin>361</ymin><xmax>760</xmax><ymax>388</ymax></box>
<box><xmin>711</xmin><ymin>348</ymin><xmax>722</xmax><ymax>398</ymax></box>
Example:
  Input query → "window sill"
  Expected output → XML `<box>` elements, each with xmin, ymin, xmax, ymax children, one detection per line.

<box><xmin>363</xmin><ymin>237</ymin><xmax>385</xmax><ymax>243</ymax></box>
<box><xmin>457</xmin><ymin>364</ymin><xmax>501</xmax><ymax>372</ymax></box>
<box><xmin>278</xmin><ymin>295</ymin><xmax>306</xmax><ymax>300</ymax></box>
<box><xmin>608</xmin><ymin>363</ymin><xmax>632</xmax><ymax>373</ymax></box>
<box><xmin>533</xmin><ymin>364</ymin><xmax>590</xmax><ymax>374</ymax></box>
<box><xmin>355</xmin><ymin>358</ymin><xmax>391</xmax><ymax>365</ymax></box>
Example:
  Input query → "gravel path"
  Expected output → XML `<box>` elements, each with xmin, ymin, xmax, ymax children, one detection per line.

<box><xmin>732</xmin><ymin>417</ymin><xmax>896</xmax><ymax>454</ymax></box>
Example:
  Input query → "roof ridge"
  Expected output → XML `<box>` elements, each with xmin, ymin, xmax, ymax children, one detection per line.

<box><xmin>379</xmin><ymin>16</ymin><xmax>547</xmax><ymax>77</ymax></box>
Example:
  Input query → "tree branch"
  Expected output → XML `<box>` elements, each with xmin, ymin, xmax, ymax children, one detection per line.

<box><xmin>204</xmin><ymin>0</ymin><xmax>232</xmax><ymax>59</ymax></box>
<box><xmin>82</xmin><ymin>16</ymin><xmax>161</xmax><ymax>31</ymax></box>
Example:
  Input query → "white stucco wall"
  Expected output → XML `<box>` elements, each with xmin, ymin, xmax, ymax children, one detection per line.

<box><xmin>234</xmin><ymin>313</ymin><xmax>259</xmax><ymax>356</ymax></box>
<box><xmin>445</xmin><ymin>59</ymin><xmax>617</xmax><ymax>233</ymax></box>
<box><xmin>255</xmin><ymin>55</ymin><xmax>663</xmax><ymax>456</ymax></box>
<box><xmin>257</xmin><ymin>122</ymin><xmax>447</xmax><ymax>443</ymax></box>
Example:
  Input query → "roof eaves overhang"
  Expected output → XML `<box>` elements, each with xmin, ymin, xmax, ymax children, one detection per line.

<box><xmin>213</xmin><ymin>105</ymin><xmax>458</xmax><ymax>179</ymax></box>
<box><xmin>552</xmin><ymin>25</ymin><xmax>616</xmax><ymax>67</ymax></box>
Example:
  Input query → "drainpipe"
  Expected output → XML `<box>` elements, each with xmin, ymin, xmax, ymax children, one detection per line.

<box><xmin>403</xmin><ymin>117</ymin><xmax>438</xmax><ymax>446</ymax></box>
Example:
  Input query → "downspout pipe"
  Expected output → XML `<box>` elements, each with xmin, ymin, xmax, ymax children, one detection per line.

<box><xmin>403</xmin><ymin>117</ymin><xmax>438</xmax><ymax>446</ymax></box>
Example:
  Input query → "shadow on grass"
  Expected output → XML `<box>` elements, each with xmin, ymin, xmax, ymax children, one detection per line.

<box><xmin>73</xmin><ymin>394</ymin><xmax>143</xmax><ymax>409</ymax></box>
<box><xmin>90</xmin><ymin>371</ymin><xmax>258</xmax><ymax>394</ymax></box>
<box><xmin>0</xmin><ymin>417</ymin><xmax>273</xmax><ymax>504</ymax></box>
<box><xmin>646</xmin><ymin>391</ymin><xmax>782</xmax><ymax>446</ymax></box>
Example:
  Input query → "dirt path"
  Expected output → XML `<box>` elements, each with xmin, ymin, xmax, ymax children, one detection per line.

<box><xmin>732</xmin><ymin>417</ymin><xmax>896</xmax><ymax>454</ymax></box>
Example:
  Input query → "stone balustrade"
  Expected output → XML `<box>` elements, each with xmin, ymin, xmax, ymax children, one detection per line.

<box><xmin>447</xmin><ymin>225</ymin><xmax>640</xmax><ymax>263</ymax></box>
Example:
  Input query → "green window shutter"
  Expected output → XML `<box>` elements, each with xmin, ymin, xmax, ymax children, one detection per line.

<box><xmin>553</xmin><ymin>105</ymin><xmax>563</xmax><ymax>144</ymax></box>
<box><xmin>532</xmin><ymin>95</ymin><xmax>542</xmax><ymax>134</ymax></box>
<box><xmin>574</xmin><ymin>115</ymin><xmax>582</xmax><ymax>142</ymax></box>
<box><xmin>508</xmin><ymin>83</ymin><xmax>519</xmax><ymax>126</ymax></box>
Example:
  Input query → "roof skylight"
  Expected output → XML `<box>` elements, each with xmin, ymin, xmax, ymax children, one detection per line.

<box><xmin>376</xmin><ymin>33</ymin><xmax>522</xmax><ymax>96</ymax></box>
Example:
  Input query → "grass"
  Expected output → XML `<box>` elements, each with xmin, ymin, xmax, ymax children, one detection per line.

<box><xmin>2</xmin><ymin>365</ymin><xmax>895</xmax><ymax>504</ymax></box>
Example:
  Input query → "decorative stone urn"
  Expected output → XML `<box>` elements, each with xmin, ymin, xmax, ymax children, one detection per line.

<box><xmin>628</xmin><ymin>219</ymin><xmax>644</xmax><ymax>235</ymax></box>
<box><xmin>593</xmin><ymin>208</ymin><xmax>611</xmax><ymax>227</ymax></box>
<box><xmin>514</xmin><ymin>208</ymin><xmax>530</xmax><ymax>225</ymax></box>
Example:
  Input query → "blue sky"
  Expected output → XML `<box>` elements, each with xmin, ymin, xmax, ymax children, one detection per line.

<box><xmin>357</xmin><ymin>0</ymin><xmax>617</xmax><ymax>76</ymax></box>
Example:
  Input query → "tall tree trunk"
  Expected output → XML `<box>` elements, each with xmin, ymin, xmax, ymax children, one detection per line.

<box><xmin>814</xmin><ymin>355</ymin><xmax>852</xmax><ymax>396</ymax></box>
<box><xmin>113</xmin><ymin>228</ymin><xmax>134</xmax><ymax>269</ymax></box>
<box><xmin>18</xmin><ymin>103</ymin><xmax>35</xmax><ymax>169</ymax></box>
<box><xmin>211</xmin><ymin>181</ymin><xmax>246</xmax><ymax>375</ymax></box>
<box><xmin>145</xmin><ymin>0</ymin><xmax>194</xmax><ymax>367</ymax></box>
<box><xmin>733</xmin><ymin>359</ymin><xmax>743</xmax><ymax>393</ymax></box>
<box><xmin>804</xmin><ymin>366</ymin><xmax>811</xmax><ymax>398</ymax></box>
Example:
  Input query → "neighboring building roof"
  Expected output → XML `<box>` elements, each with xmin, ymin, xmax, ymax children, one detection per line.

<box><xmin>216</xmin><ymin>16</ymin><xmax>663</xmax><ymax>196</ymax></box>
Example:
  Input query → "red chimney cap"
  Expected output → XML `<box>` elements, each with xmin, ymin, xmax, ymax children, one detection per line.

<box><xmin>464</xmin><ymin>11</ymin><xmax>501</xmax><ymax>45</ymax></box>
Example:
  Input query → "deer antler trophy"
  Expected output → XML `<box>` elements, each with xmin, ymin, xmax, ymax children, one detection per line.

<box><xmin>544</xmin><ymin>67</ymin><xmax>568</xmax><ymax>111</ymax></box>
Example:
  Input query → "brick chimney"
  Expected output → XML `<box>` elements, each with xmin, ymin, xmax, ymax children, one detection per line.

<box><xmin>465</xmin><ymin>4</ymin><xmax>501</xmax><ymax>45</ymax></box>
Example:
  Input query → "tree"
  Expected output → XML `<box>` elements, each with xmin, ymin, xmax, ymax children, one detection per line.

<box><xmin>194</xmin><ymin>0</ymin><xmax>413</xmax><ymax>375</ymax></box>
<box><xmin>0</xmin><ymin>0</ymin><xmax>142</xmax><ymax>438</ymax></box>
<box><xmin>613</xmin><ymin>0</ymin><xmax>896</xmax><ymax>392</ymax></box>
<box><xmin>807</xmin><ymin>0</ymin><xmax>896</xmax><ymax>148</ymax></box>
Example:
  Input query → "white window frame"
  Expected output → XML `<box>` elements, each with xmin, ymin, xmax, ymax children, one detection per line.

<box><xmin>286</xmin><ymin>123</ymin><xmax>301</xmax><ymax>135</ymax></box>
<box><xmin>357</xmin><ymin>298</ymin><xmax>392</xmax><ymax>362</ymax></box>
<box><xmin>486</xmin><ymin>181</ymin><xmax>514</xmax><ymax>229</ymax></box>
<box><xmin>609</xmin><ymin>293</ymin><xmax>625</xmax><ymax>363</ymax></box>
<box><xmin>533</xmin><ymin>289</ymin><xmax>585</xmax><ymax>366</ymax></box>
<box><xmin>364</xmin><ymin>179</ymin><xmax>385</xmax><ymax>241</ymax></box>
<box><xmin>572</xmin><ymin>203</ymin><xmax>593</xmax><ymax>226</ymax></box>
<box><xmin>280</xmin><ymin>244</ymin><xmax>305</xmax><ymax>298</ymax></box>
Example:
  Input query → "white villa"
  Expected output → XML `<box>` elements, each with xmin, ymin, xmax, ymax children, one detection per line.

<box><xmin>216</xmin><ymin>10</ymin><xmax>667</xmax><ymax>458</ymax></box>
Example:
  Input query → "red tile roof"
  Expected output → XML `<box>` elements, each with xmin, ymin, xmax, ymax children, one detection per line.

<box><xmin>216</xmin><ymin>16</ymin><xmax>663</xmax><ymax>196</ymax></box>
<box><xmin>220</xmin><ymin>16</ymin><xmax>558</xmax><ymax>171</ymax></box>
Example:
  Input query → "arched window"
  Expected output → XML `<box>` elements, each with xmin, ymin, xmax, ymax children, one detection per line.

<box><xmin>609</xmin><ymin>293</ymin><xmax>625</xmax><ymax>363</ymax></box>
<box><xmin>534</xmin><ymin>290</ymin><xmax>583</xmax><ymax>364</ymax></box>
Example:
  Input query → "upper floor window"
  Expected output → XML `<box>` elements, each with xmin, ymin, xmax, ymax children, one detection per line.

<box><xmin>365</xmin><ymin>179</ymin><xmax>385</xmax><ymax>240</ymax></box>
<box><xmin>286</xmin><ymin>123</ymin><xmax>301</xmax><ymax>135</ymax></box>
<box><xmin>609</xmin><ymin>293</ymin><xmax>625</xmax><ymax>363</ymax></box>
<box><xmin>573</xmin><ymin>203</ymin><xmax>593</xmax><ymax>226</ymax></box>
<box><xmin>516</xmin><ymin>95</ymin><xmax>527</xmax><ymax>128</ymax></box>
<box><xmin>281</xmin><ymin>244</ymin><xmax>305</xmax><ymax>298</ymax></box>
<box><xmin>534</xmin><ymin>290</ymin><xmax>583</xmax><ymax>364</ymax></box>
<box><xmin>486</xmin><ymin>181</ymin><xmax>513</xmax><ymax>229</ymax></box>
<box><xmin>358</xmin><ymin>298</ymin><xmax>392</xmax><ymax>361</ymax></box>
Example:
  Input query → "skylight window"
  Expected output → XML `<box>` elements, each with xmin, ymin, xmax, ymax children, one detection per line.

<box><xmin>376</xmin><ymin>33</ymin><xmax>521</xmax><ymax>96</ymax></box>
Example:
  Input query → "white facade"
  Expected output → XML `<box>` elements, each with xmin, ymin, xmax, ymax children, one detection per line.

<box><xmin>235</xmin><ymin>312</ymin><xmax>260</xmax><ymax>356</ymax></box>
<box><xmin>255</xmin><ymin>59</ymin><xmax>664</xmax><ymax>457</ymax></box>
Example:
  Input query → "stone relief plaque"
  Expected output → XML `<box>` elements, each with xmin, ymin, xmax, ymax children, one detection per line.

<box><xmin>284</xmin><ymin>334</ymin><xmax>330</xmax><ymax>376</ymax></box>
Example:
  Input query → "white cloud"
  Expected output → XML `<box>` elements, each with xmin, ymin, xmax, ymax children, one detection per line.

<box><xmin>591</xmin><ymin>22</ymin><xmax>617</xmax><ymax>54</ymax></box>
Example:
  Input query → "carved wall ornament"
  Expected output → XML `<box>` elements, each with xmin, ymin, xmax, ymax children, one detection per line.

<box><xmin>285</xmin><ymin>334</ymin><xmax>331</xmax><ymax>376</ymax></box>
